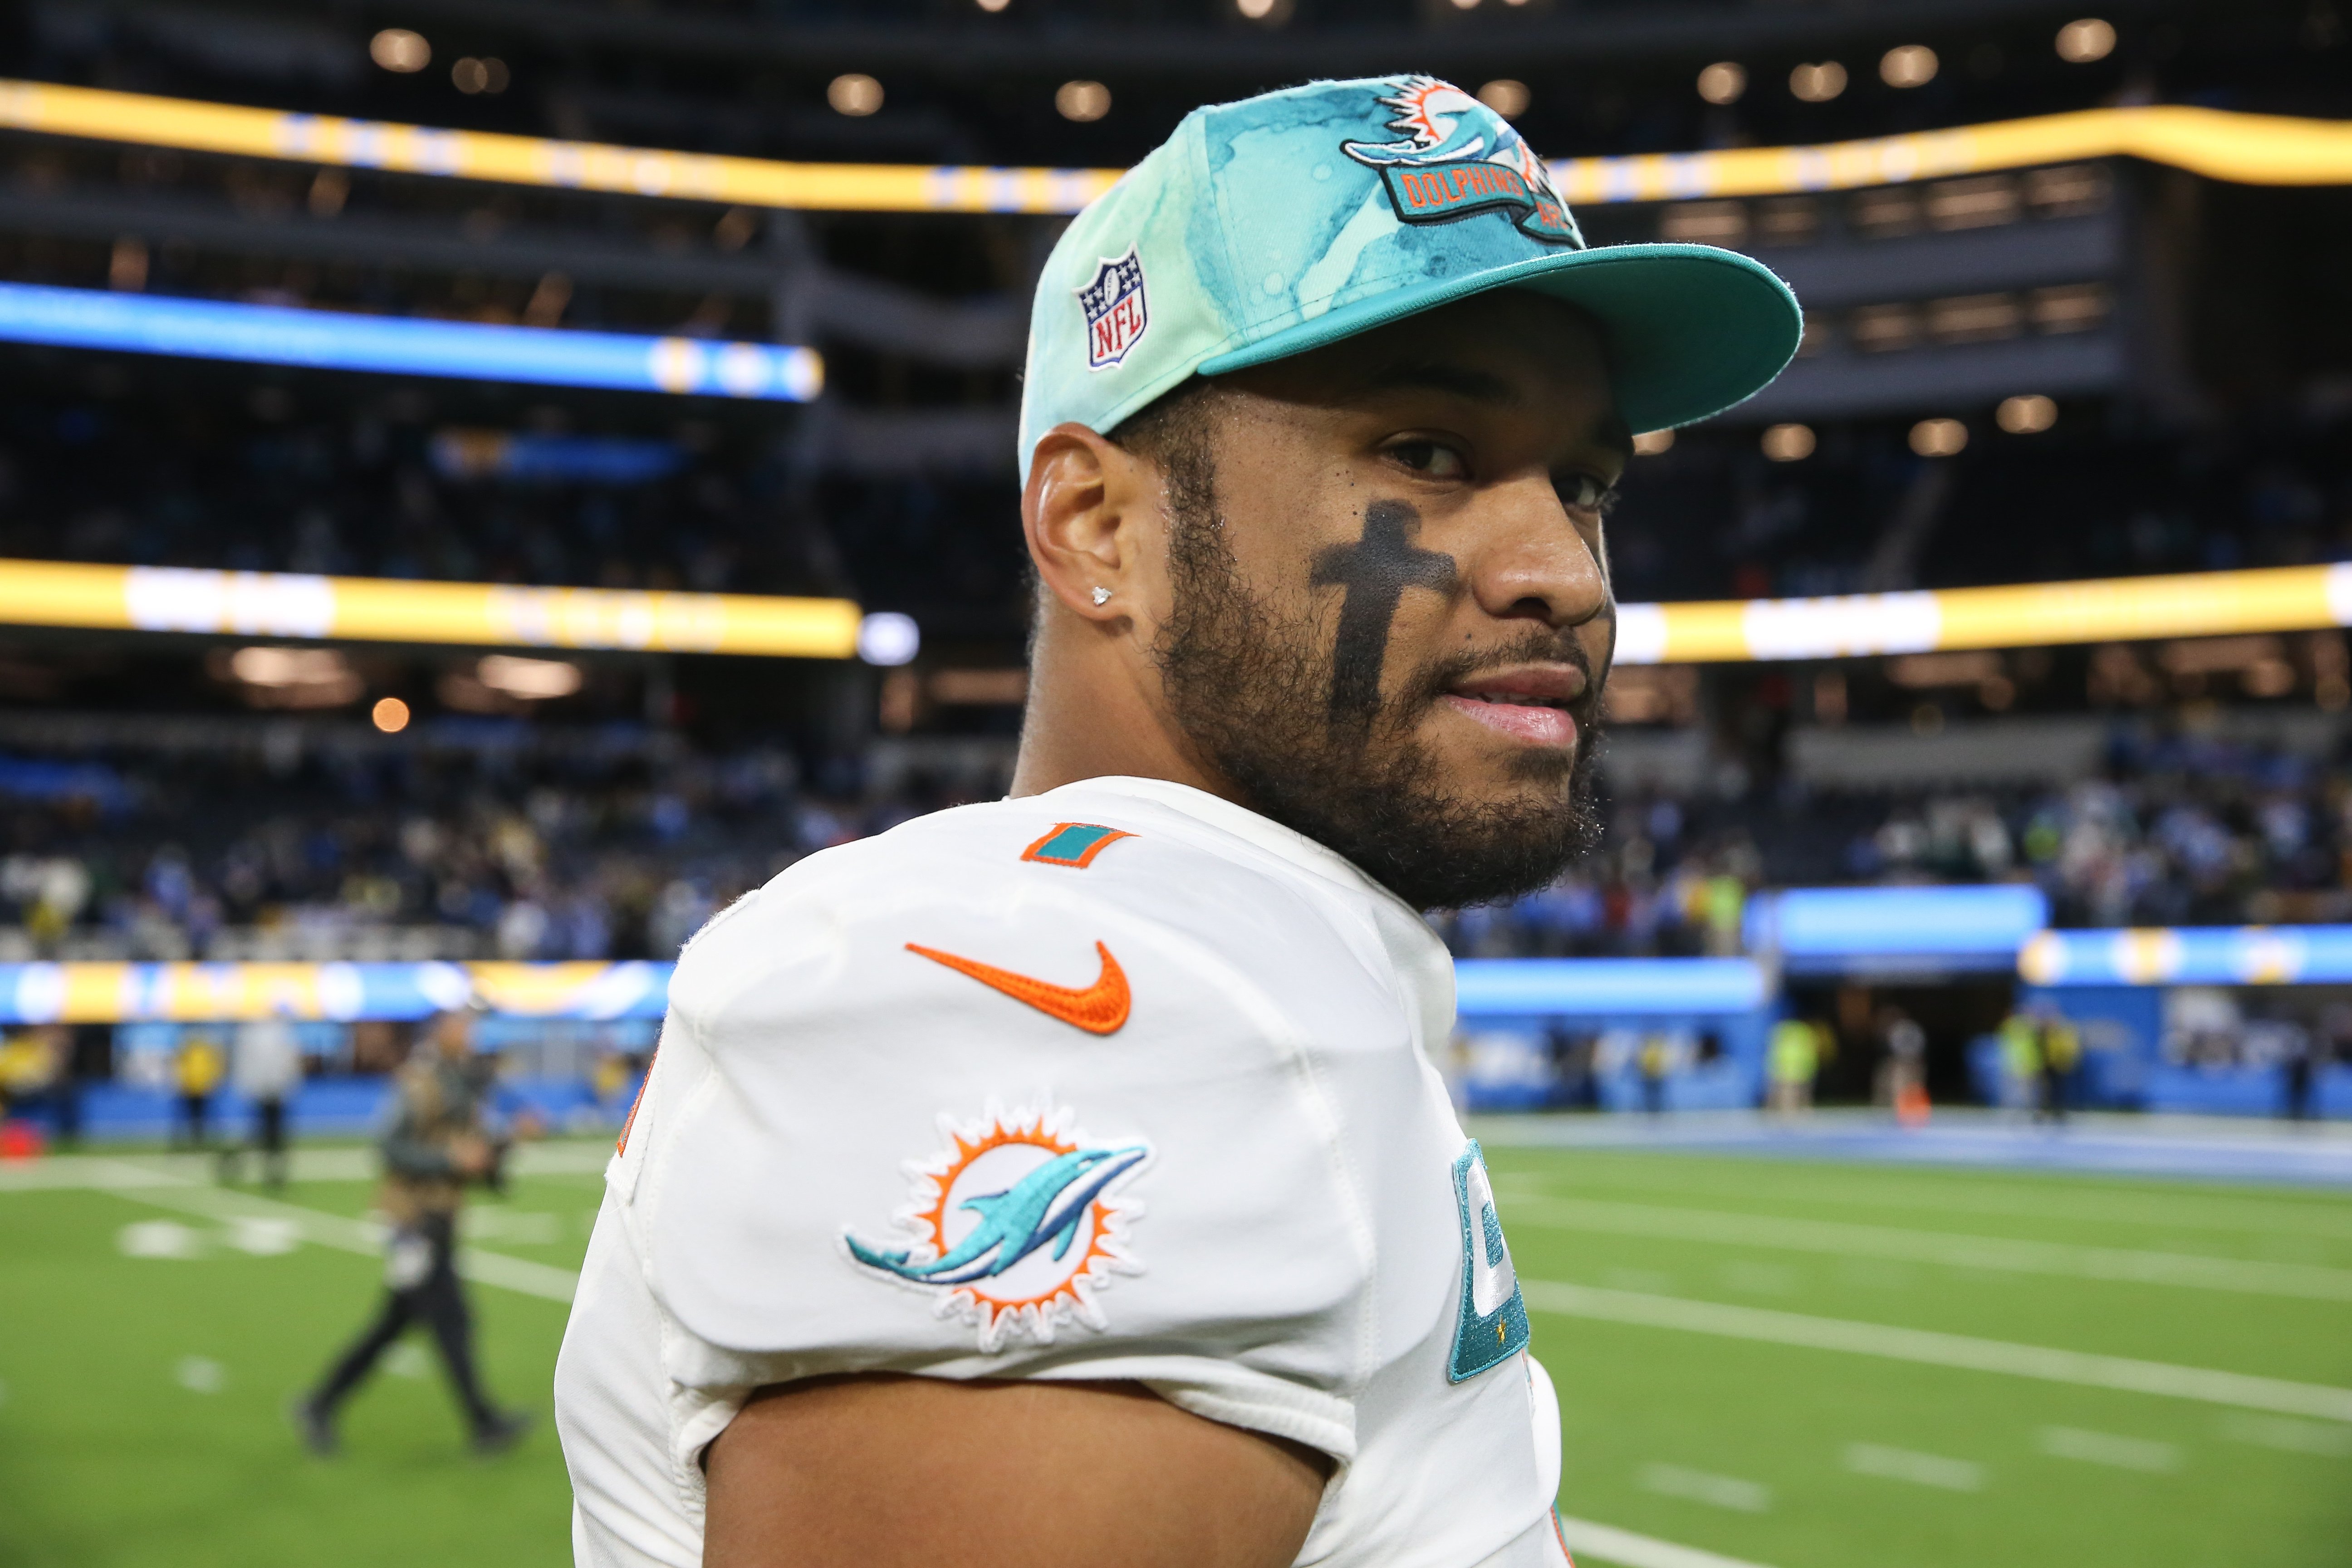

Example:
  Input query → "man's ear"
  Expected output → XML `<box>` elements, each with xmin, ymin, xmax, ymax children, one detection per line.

<box><xmin>1023</xmin><ymin>421</ymin><xmax>1155</xmax><ymax>624</ymax></box>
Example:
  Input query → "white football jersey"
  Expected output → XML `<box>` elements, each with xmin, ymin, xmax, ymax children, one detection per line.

<box><xmin>554</xmin><ymin>775</ymin><xmax>1569</xmax><ymax>1568</ymax></box>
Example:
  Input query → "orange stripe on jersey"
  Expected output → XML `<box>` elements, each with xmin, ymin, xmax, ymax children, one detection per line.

<box><xmin>615</xmin><ymin>1044</ymin><xmax>658</xmax><ymax>1155</ymax></box>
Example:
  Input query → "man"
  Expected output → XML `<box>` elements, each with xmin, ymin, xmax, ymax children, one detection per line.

<box><xmin>556</xmin><ymin>76</ymin><xmax>1796</xmax><ymax>1567</ymax></box>
<box><xmin>222</xmin><ymin>1013</ymin><xmax>304</xmax><ymax>1189</ymax></box>
<box><xmin>294</xmin><ymin>1004</ymin><xmax>529</xmax><ymax>1455</ymax></box>
<box><xmin>1765</xmin><ymin>1014</ymin><xmax>1820</xmax><ymax>1117</ymax></box>
<box><xmin>1877</xmin><ymin>1005</ymin><xmax>1931</xmax><ymax>1126</ymax></box>
<box><xmin>171</xmin><ymin>1029</ymin><xmax>225</xmax><ymax>1151</ymax></box>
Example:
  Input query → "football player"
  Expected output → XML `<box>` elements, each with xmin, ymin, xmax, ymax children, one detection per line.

<box><xmin>556</xmin><ymin>75</ymin><xmax>1797</xmax><ymax>1568</ymax></box>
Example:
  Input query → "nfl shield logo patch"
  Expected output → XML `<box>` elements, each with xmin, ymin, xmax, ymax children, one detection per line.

<box><xmin>1077</xmin><ymin>247</ymin><xmax>1149</xmax><ymax>371</ymax></box>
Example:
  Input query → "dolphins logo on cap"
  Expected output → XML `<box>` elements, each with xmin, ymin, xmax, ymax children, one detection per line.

<box><xmin>1340</xmin><ymin>76</ymin><xmax>1583</xmax><ymax>247</ymax></box>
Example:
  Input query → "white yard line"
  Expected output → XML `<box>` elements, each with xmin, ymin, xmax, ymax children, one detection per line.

<box><xmin>1555</xmin><ymin>1514</ymin><xmax>1780</xmax><ymax>1568</ymax></box>
<box><xmin>78</xmin><ymin>1165</ymin><xmax>581</xmax><ymax>1304</ymax></box>
<box><xmin>1522</xmin><ymin>1281</ymin><xmax>2352</xmax><ymax>1423</ymax></box>
<box><xmin>1503</xmin><ymin>1195</ymin><xmax>2352</xmax><ymax>1302</ymax></box>
<box><xmin>0</xmin><ymin>1141</ymin><xmax>614</xmax><ymax>1192</ymax></box>
<box><xmin>1490</xmin><ymin>1163</ymin><xmax>2352</xmax><ymax>1243</ymax></box>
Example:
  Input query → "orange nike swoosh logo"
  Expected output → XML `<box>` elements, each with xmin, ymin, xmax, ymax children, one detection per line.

<box><xmin>904</xmin><ymin>940</ymin><xmax>1131</xmax><ymax>1035</ymax></box>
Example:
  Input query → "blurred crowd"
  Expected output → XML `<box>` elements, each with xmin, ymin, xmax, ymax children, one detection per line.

<box><xmin>1440</xmin><ymin>727</ymin><xmax>2352</xmax><ymax>958</ymax></box>
<box><xmin>0</xmin><ymin>738</ymin><xmax>998</xmax><ymax>963</ymax></box>
<box><xmin>0</xmin><ymin>396</ymin><xmax>858</xmax><ymax>601</ymax></box>
<box><xmin>5</xmin><ymin>720</ymin><xmax>2352</xmax><ymax>965</ymax></box>
<box><xmin>1607</xmin><ymin>418</ymin><xmax>2352</xmax><ymax>605</ymax></box>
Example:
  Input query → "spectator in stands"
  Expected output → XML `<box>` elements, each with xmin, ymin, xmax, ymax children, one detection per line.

<box><xmin>293</xmin><ymin>1004</ymin><xmax>529</xmax><ymax>1457</ymax></box>
<box><xmin>221</xmin><ymin>1014</ymin><xmax>304</xmax><ymax>1189</ymax></box>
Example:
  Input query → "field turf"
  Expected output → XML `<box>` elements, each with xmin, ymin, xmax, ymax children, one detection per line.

<box><xmin>1</xmin><ymin>1135</ymin><xmax>2346</xmax><ymax>1568</ymax></box>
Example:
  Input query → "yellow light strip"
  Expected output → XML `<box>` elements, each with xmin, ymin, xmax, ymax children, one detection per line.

<box><xmin>0</xmin><ymin>80</ymin><xmax>2347</xmax><ymax>215</ymax></box>
<box><xmin>0</xmin><ymin>558</ymin><xmax>862</xmax><ymax>658</ymax></box>
<box><xmin>8</xmin><ymin>554</ymin><xmax>2342</xmax><ymax>667</ymax></box>
<box><xmin>0</xmin><ymin>78</ymin><xmax>1120</xmax><ymax>214</ymax></box>
<box><xmin>1551</xmin><ymin>105</ymin><xmax>2352</xmax><ymax>204</ymax></box>
<box><xmin>1616</xmin><ymin>564</ymin><xmax>2352</xmax><ymax>665</ymax></box>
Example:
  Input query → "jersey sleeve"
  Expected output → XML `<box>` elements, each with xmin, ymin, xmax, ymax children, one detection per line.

<box><xmin>613</xmin><ymin>836</ymin><xmax>1400</xmax><ymax>1470</ymax></box>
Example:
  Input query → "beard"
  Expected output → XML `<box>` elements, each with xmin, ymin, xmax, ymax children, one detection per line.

<box><xmin>1149</xmin><ymin>491</ymin><xmax>1607</xmax><ymax>912</ymax></box>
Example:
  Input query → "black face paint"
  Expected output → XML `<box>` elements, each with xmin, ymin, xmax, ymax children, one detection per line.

<box><xmin>1310</xmin><ymin>499</ymin><xmax>1459</xmax><ymax>731</ymax></box>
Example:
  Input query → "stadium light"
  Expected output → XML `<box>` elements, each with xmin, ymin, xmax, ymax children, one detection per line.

<box><xmin>2056</xmin><ymin>18</ymin><xmax>2118</xmax><ymax>63</ymax></box>
<box><xmin>369</xmin><ymin>29</ymin><xmax>430</xmax><ymax>73</ymax></box>
<box><xmin>1632</xmin><ymin>430</ymin><xmax>1675</xmax><ymax>456</ymax></box>
<box><xmin>1997</xmin><ymin>394</ymin><xmax>2058</xmax><ymax>434</ymax></box>
<box><xmin>1789</xmin><ymin>62</ymin><xmax>1848</xmax><ymax>103</ymax></box>
<box><xmin>1761</xmin><ymin>423</ymin><xmax>1815</xmax><ymax>461</ymax></box>
<box><xmin>1055</xmin><ymin>81</ymin><xmax>1112</xmax><ymax>122</ymax></box>
<box><xmin>0</xmin><ymin>282</ymin><xmax>823</xmax><ymax>401</ymax></box>
<box><xmin>828</xmin><ymin>74</ymin><xmax>883</xmax><ymax>117</ymax></box>
<box><xmin>1477</xmin><ymin>80</ymin><xmax>1530</xmax><ymax>118</ymax></box>
<box><xmin>1909</xmin><ymin>418</ymin><xmax>1969</xmax><ymax>457</ymax></box>
<box><xmin>858</xmin><ymin>612</ymin><xmax>922</xmax><ymax>666</ymax></box>
<box><xmin>476</xmin><ymin>654</ymin><xmax>584</xmax><ymax>699</ymax></box>
<box><xmin>1696</xmin><ymin>63</ymin><xmax>1747</xmax><ymax>104</ymax></box>
<box><xmin>1881</xmin><ymin>45</ymin><xmax>1938</xmax><ymax>88</ymax></box>
<box><xmin>452</xmin><ymin>57</ymin><xmax>510</xmax><ymax>96</ymax></box>
<box><xmin>372</xmin><ymin>696</ymin><xmax>411</xmax><ymax>733</ymax></box>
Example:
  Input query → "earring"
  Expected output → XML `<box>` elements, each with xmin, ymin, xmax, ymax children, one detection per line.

<box><xmin>1090</xmin><ymin>586</ymin><xmax>1112</xmax><ymax>606</ymax></box>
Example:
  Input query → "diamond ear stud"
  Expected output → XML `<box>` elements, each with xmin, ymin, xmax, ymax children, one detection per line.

<box><xmin>1090</xmin><ymin>586</ymin><xmax>1112</xmax><ymax>606</ymax></box>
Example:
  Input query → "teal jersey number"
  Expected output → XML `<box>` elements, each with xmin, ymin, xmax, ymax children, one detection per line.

<box><xmin>1448</xmin><ymin>1140</ymin><xmax>1531</xmax><ymax>1382</ymax></box>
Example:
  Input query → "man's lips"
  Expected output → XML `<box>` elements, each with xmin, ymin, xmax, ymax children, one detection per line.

<box><xmin>1439</xmin><ymin>665</ymin><xmax>1587</xmax><ymax>750</ymax></box>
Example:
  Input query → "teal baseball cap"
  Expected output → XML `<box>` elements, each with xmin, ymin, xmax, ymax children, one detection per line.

<box><xmin>1019</xmin><ymin>75</ymin><xmax>1802</xmax><ymax>473</ymax></box>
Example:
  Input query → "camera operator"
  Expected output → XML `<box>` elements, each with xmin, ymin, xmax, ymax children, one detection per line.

<box><xmin>292</xmin><ymin>1002</ymin><xmax>529</xmax><ymax>1455</ymax></box>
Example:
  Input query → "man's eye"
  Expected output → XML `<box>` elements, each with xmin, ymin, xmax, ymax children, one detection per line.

<box><xmin>1557</xmin><ymin>471</ymin><xmax>1621</xmax><ymax>514</ymax></box>
<box><xmin>1389</xmin><ymin>440</ymin><xmax>1467</xmax><ymax>480</ymax></box>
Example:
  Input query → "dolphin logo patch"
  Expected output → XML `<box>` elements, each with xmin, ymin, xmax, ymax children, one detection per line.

<box><xmin>843</xmin><ymin>1104</ymin><xmax>1152</xmax><ymax>1351</ymax></box>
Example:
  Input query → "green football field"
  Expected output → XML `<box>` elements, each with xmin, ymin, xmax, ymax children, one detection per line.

<box><xmin>2</xmin><ymin>1135</ymin><xmax>2347</xmax><ymax>1568</ymax></box>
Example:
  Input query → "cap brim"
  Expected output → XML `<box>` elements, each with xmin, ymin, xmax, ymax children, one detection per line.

<box><xmin>1196</xmin><ymin>243</ymin><xmax>1800</xmax><ymax>433</ymax></box>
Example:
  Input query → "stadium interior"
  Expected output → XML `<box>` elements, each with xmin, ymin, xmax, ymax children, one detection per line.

<box><xmin>0</xmin><ymin>4</ymin><xmax>2347</xmax><ymax>1568</ymax></box>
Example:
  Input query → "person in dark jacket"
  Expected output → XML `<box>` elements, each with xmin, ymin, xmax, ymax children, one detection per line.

<box><xmin>291</xmin><ymin>1003</ymin><xmax>529</xmax><ymax>1455</ymax></box>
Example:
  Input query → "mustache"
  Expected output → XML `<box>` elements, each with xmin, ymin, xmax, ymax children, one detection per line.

<box><xmin>1404</xmin><ymin>628</ymin><xmax>1607</xmax><ymax>729</ymax></box>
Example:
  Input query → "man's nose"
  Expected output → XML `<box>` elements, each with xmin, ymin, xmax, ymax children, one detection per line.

<box><xmin>1464</xmin><ymin>473</ymin><xmax>1611</xmax><ymax>628</ymax></box>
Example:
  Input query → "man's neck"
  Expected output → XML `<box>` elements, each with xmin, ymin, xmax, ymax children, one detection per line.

<box><xmin>1007</xmin><ymin>632</ymin><xmax>1235</xmax><ymax>803</ymax></box>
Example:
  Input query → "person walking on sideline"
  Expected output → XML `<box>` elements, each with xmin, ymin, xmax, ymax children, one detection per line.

<box><xmin>172</xmin><ymin>1032</ymin><xmax>226</xmax><ymax>1151</ymax></box>
<box><xmin>222</xmin><ymin>1015</ymin><xmax>304</xmax><ymax>1189</ymax></box>
<box><xmin>1877</xmin><ymin>1007</ymin><xmax>1931</xmax><ymax>1127</ymax></box>
<box><xmin>293</xmin><ymin>1005</ymin><xmax>529</xmax><ymax>1456</ymax></box>
<box><xmin>2037</xmin><ymin>1009</ymin><xmax>2081</xmax><ymax>1124</ymax></box>
<box><xmin>1998</xmin><ymin>1009</ymin><xmax>2043</xmax><ymax>1116</ymax></box>
<box><xmin>1767</xmin><ymin>1017</ymin><xmax>1819</xmax><ymax>1116</ymax></box>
